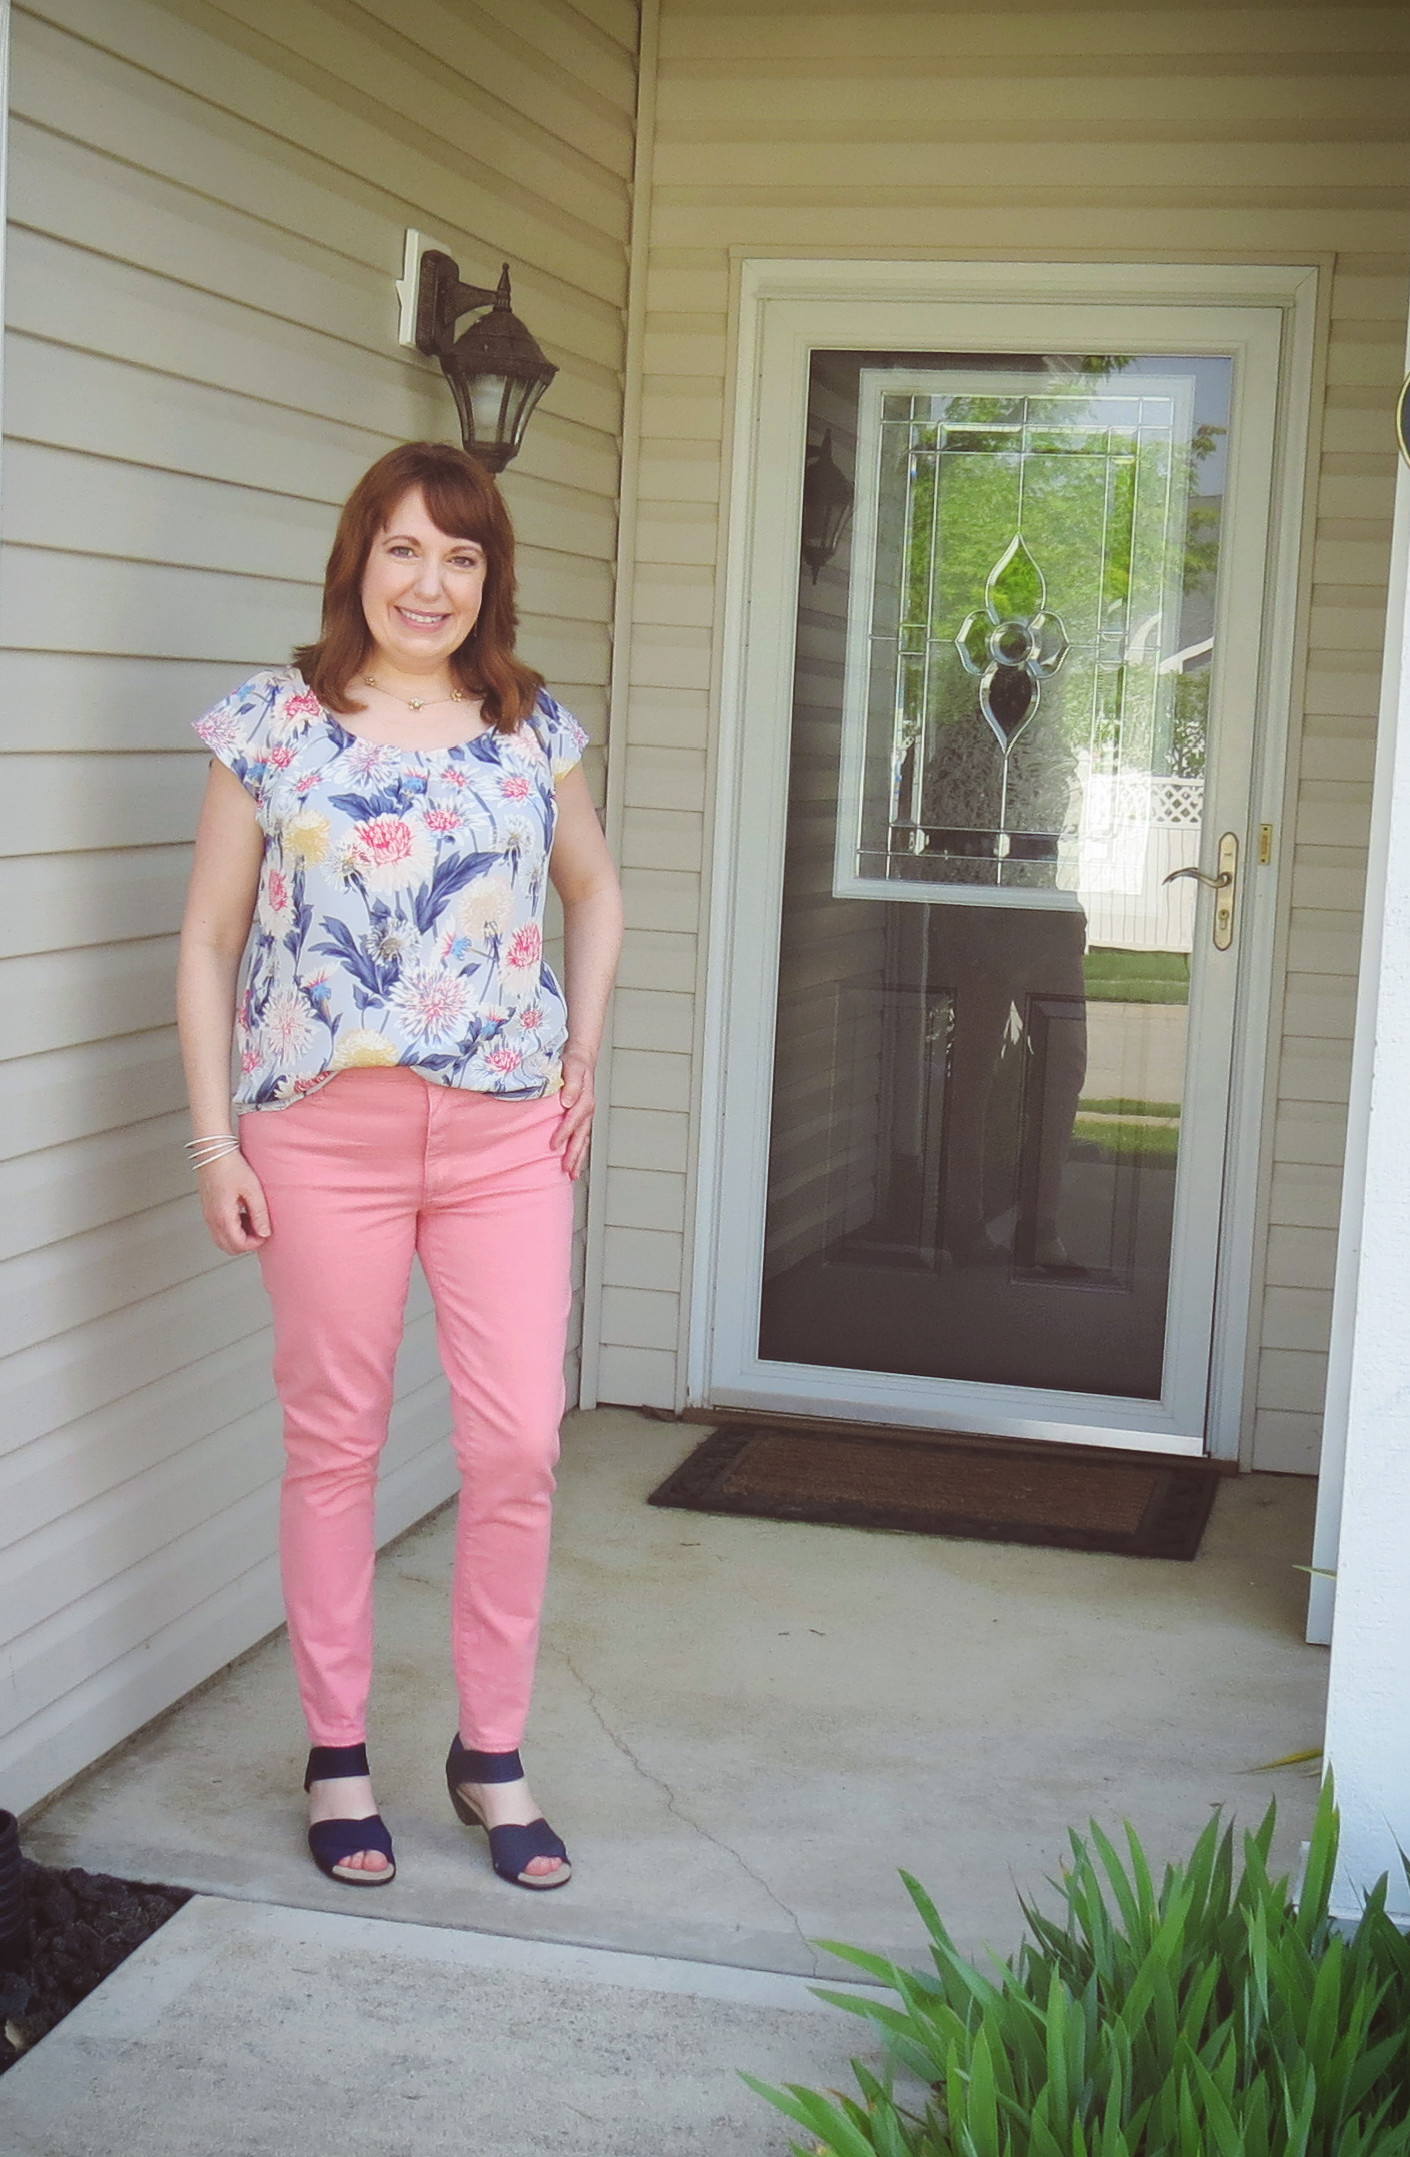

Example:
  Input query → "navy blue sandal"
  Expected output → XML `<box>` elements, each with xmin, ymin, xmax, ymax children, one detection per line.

<box><xmin>304</xmin><ymin>1744</ymin><xmax>396</xmax><ymax>1886</ymax></box>
<box><xmin>446</xmin><ymin>1735</ymin><xmax>571</xmax><ymax>1890</ymax></box>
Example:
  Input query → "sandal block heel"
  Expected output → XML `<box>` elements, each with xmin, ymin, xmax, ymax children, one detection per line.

<box><xmin>448</xmin><ymin>1783</ymin><xmax>480</xmax><ymax>1831</ymax></box>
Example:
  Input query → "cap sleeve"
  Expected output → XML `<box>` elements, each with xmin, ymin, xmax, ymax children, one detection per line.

<box><xmin>192</xmin><ymin>671</ymin><xmax>305</xmax><ymax>801</ymax></box>
<box><xmin>533</xmin><ymin>692</ymin><xmax>588</xmax><ymax>780</ymax></box>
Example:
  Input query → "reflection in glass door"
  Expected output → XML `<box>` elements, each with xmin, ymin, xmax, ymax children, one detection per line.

<box><xmin>758</xmin><ymin>353</ymin><xmax>1234</xmax><ymax>1402</ymax></box>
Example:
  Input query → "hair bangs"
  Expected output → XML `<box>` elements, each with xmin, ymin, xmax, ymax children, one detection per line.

<box><xmin>415</xmin><ymin>461</ymin><xmax>500</xmax><ymax>555</ymax></box>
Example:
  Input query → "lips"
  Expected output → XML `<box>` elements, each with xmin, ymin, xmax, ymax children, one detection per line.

<box><xmin>395</xmin><ymin>605</ymin><xmax>452</xmax><ymax>630</ymax></box>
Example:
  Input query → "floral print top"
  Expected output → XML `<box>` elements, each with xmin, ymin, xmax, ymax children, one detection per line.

<box><xmin>193</xmin><ymin>667</ymin><xmax>588</xmax><ymax>1112</ymax></box>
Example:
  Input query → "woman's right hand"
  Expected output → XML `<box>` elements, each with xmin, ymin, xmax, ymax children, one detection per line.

<box><xmin>197</xmin><ymin>1152</ymin><xmax>272</xmax><ymax>1255</ymax></box>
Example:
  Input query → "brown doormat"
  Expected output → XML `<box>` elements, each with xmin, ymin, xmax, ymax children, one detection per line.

<box><xmin>647</xmin><ymin>1424</ymin><xmax>1221</xmax><ymax>1560</ymax></box>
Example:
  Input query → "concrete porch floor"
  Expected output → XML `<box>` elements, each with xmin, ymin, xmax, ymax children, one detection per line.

<box><xmin>25</xmin><ymin>1410</ymin><xmax>1327</xmax><ymax>1978</ymax></box>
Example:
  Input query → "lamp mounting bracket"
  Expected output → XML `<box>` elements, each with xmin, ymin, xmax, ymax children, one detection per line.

<box><xmin>415</xmin><ymin>250</ymin><xmax>509</xmax><ymax>357</ymax></box>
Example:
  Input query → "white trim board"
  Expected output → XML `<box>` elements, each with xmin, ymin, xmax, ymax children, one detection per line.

<box><xmin>1308</xmin><ymin>304</ymin><xmax>1410</xmax><ymax>1645</ymax></box>
<box><xmin>690</xmin><ymin>259</ymin><xmax>1318</xmax><ymax>1458</ymax></box>
<box><xmin>578</xmin><ymin>0</ymin><xmax>659</xmax><ymax>1412</ymax></box>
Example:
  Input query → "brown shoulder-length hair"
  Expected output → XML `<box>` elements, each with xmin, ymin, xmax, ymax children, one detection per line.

<box><xmin>293</xmin><ymin>441</ymin><xmax>543</xmax><ymax>728</ymax></box>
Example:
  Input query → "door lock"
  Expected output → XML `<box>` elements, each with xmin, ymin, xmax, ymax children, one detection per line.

<box><xmin>1163</xmin><ymin>832</ymin><xmax>1239</xmax><ymax>950</ymax></box>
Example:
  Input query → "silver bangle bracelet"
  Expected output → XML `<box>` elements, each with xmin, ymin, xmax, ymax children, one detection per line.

<box><xmin>187</xmin><ymin>1136</ymin><xmax>242</xmax><ymax>1170</ymax></box>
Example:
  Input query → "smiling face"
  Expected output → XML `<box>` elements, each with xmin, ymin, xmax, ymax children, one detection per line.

<box><xmin>359</xmin><ymin>487</ymin><xmax>488</xmax><ymax>679</ymax></box>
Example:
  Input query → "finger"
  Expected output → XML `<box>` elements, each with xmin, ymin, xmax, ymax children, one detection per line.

<box><xmin>241</xmin><ymin>1184</ymin><xmax>272</xmax><ymax>1239</ymax></box>
<box><xmin>557</xmin><ymin>1110</ymin><xmax>592</xmax><ymax>1163</ymax></box>
<box><xmin>552</xmin><ymin>1097</ymin><xmax>591</xmax><ymax>1151</ymax></box>
<box><xmin>565</xmin><ymin>1124</ymin><xmax>592</xmax><ymax>1178</ymax></box>
<box><xmin>219</xmin><ymin>1194</ymin><xmax>265</xmax><ymax>1252</ymax></box>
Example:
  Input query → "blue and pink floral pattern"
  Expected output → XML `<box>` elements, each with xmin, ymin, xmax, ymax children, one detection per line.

<box><xmin>193</xmin><ymin>667</ymin><xmax>588</xmax><ymax>1112</ymax></box>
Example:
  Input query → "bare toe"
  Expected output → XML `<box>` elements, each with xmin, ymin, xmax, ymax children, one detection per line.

<box><xmin>336</xmin><ymin>1848</ymin><xmax>391</xmax><ymax>1876</ymax></box>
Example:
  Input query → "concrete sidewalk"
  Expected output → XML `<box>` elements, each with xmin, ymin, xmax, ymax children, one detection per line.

<box><xmin>0</xmin><ymin>1896</ymin><xmax>881</xmax><ymax>2156</ymax></box>
<box><xmin>25</xmin><ymin>1412</ymin><xmax>1327</xmax><ymax>1975</ymax></box>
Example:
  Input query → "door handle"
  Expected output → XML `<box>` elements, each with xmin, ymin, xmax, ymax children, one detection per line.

<box><xmin>1162</xmin><ymin>865</ymin><xmax>1232</xmax><ymax>891</ymax></box>
<box><xmin>1163</xmin><ymin>832</ymin><xmax>1239</xmax><ymax>950</ymax></box>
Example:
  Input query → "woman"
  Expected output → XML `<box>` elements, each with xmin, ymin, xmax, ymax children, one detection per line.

<box><xmin>177</xmin><ymin>441</ymin><xmax>622</xmax><ymax>1892</ymax></box>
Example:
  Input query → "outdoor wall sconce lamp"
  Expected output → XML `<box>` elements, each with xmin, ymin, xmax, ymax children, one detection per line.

<box><xmin>800</xmin><ymin>427</ymin><xmax>855</xmax><ymax>582</ymax></box>
<box><xmin>414</xmin><ymin>252</ymin><xmax>557</xmax><ymax>473</ymax></box>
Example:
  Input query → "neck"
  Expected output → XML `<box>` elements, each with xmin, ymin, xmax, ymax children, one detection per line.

<box><xmin>364</xmin><ymin>650</ymin><xmax>456</xmax><ymax>698</ymax></box>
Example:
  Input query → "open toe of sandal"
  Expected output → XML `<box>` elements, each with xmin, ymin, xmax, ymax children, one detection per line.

<box><xmin>307</xmin><ymin>1813</ymin><xmax>397</xmax><ymax>1886</ymax></box>
<box><xmin>472</xmin><ymin>1809</ymin><xmax>571</xmax><ymax>1891</ymax></box>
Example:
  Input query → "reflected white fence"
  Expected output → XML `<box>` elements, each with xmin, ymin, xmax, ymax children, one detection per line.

<box><xmin>1065</xmin><ymin>768</ymin><xmax>1204</xmax><ymax>952</ymax></box>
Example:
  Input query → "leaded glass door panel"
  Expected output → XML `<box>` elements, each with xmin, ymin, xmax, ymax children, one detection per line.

<box><xmin>837</xmin><ymin>370</ymin><xmax>1209</xmax><ymax>912</ymax></box>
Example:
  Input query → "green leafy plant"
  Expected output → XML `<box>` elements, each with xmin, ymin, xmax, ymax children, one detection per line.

<box><xmin>746</xmin><ymin>1782</ymin><xmax>1410</xmax><ymax>2156</ymax></box>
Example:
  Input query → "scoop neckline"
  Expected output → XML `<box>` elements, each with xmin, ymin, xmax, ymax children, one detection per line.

<box><xmin>325</xmin><ymin>712</ymin><xmax>502</xmax><ymax>759</ymax></box>
<box><xmin>277</xmin><ymin>671</ymin><xmax>529</xmax><ymax>758</ymax></box>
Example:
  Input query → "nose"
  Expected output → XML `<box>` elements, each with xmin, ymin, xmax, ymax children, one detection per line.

<box><xmin>411</xmin><ymin>556</ymin><xmax>445</xmax><ymax>600</ymax></box>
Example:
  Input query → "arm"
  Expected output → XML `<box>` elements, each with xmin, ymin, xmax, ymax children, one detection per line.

<box><xmin>547</xmin><ymin>762</ymin><xmax>624</xmax><ymax>1180</ymax></box>
<box><xmin>176</xmin><ymin>760</ymin><xmax>272</xmax><ymax>1253</ymax></box>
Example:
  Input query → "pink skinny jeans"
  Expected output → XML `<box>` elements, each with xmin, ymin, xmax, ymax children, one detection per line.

<box><xmin>239</xmin><ymin>1067</ymin><xmax>574</xmax><ymax>1752</ymax></box>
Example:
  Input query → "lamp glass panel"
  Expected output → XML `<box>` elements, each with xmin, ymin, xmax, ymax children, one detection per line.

<box><xmin>468</xmin><ymin>374</ymin><xmax>513</xmax><ymax>443</ymax></box>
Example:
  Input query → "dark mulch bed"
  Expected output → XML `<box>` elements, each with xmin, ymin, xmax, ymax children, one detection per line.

<box><xmin>1</xmin><ymin>1860</ymin><xmax>191</xmax><ymax>2075</ymax></box>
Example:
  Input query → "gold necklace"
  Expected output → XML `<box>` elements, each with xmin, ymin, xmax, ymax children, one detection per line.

<box><xmin>362</xmin><ymin>674</ymin><xmax>470</xmax><ymax>714</ymax></box>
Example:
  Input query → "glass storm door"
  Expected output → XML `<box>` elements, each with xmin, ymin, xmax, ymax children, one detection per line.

<box><xmin>708</xmin><ymin>310</ymin><xmax>1284</xmax><ymax>1455</ymax></box>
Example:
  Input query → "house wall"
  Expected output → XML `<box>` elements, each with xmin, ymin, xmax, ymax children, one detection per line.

<box><xmin>0</xmin><ymin>0</ymin><xmax>635</xmax><ymax>1814</ymax></box>
<box><xmin>591</xmin><ymin>0</ymin><xmax>1410</xmax><ymax>1469</ymax></box>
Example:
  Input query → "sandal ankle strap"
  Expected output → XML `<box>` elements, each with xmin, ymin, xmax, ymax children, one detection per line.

<box><xmin>305</xmin><ymin>1742</ymin><xmax>370</xmax><ymax>1790</ymax></box>
<box><xmin>448</xmin><ymin>1734</ymin><xmax>523</xmax><ymax>1784</ymax></box>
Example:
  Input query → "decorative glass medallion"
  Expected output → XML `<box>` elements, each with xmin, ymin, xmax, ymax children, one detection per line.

<box><xmin>954</xmin><ymin>534</ymin><xmax>1070</xmax><ymax>753</ymax></box>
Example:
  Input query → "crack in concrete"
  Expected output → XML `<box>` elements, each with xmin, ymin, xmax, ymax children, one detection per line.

<box><xmin>554</xmin><ymin>1645</ymin><xmax>819</xmax><ymax>1972</ymax></box>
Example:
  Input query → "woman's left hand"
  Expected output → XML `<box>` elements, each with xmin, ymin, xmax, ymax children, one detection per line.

<box><xmin>553</xmin><ymin>1048</ymin><xmax>597</xmax><ymax>1179</ymax></box>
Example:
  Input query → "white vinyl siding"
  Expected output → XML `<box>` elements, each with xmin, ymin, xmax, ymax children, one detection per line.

<box><xmin>591</xmin><ymin>0</ymin><xmax>1410</xmax><ymax>1467</ymax></box>
<box><xmin>0</xmin><ymin>0</ymin><xmax>635</xmax><ymax>1813</ymax></box>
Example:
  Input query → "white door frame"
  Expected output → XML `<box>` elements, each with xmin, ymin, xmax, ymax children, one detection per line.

<box><xmin>688</xmin><ymin>259</ymin><xmax>1318</xmax><ymax>1457</ymax></box>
